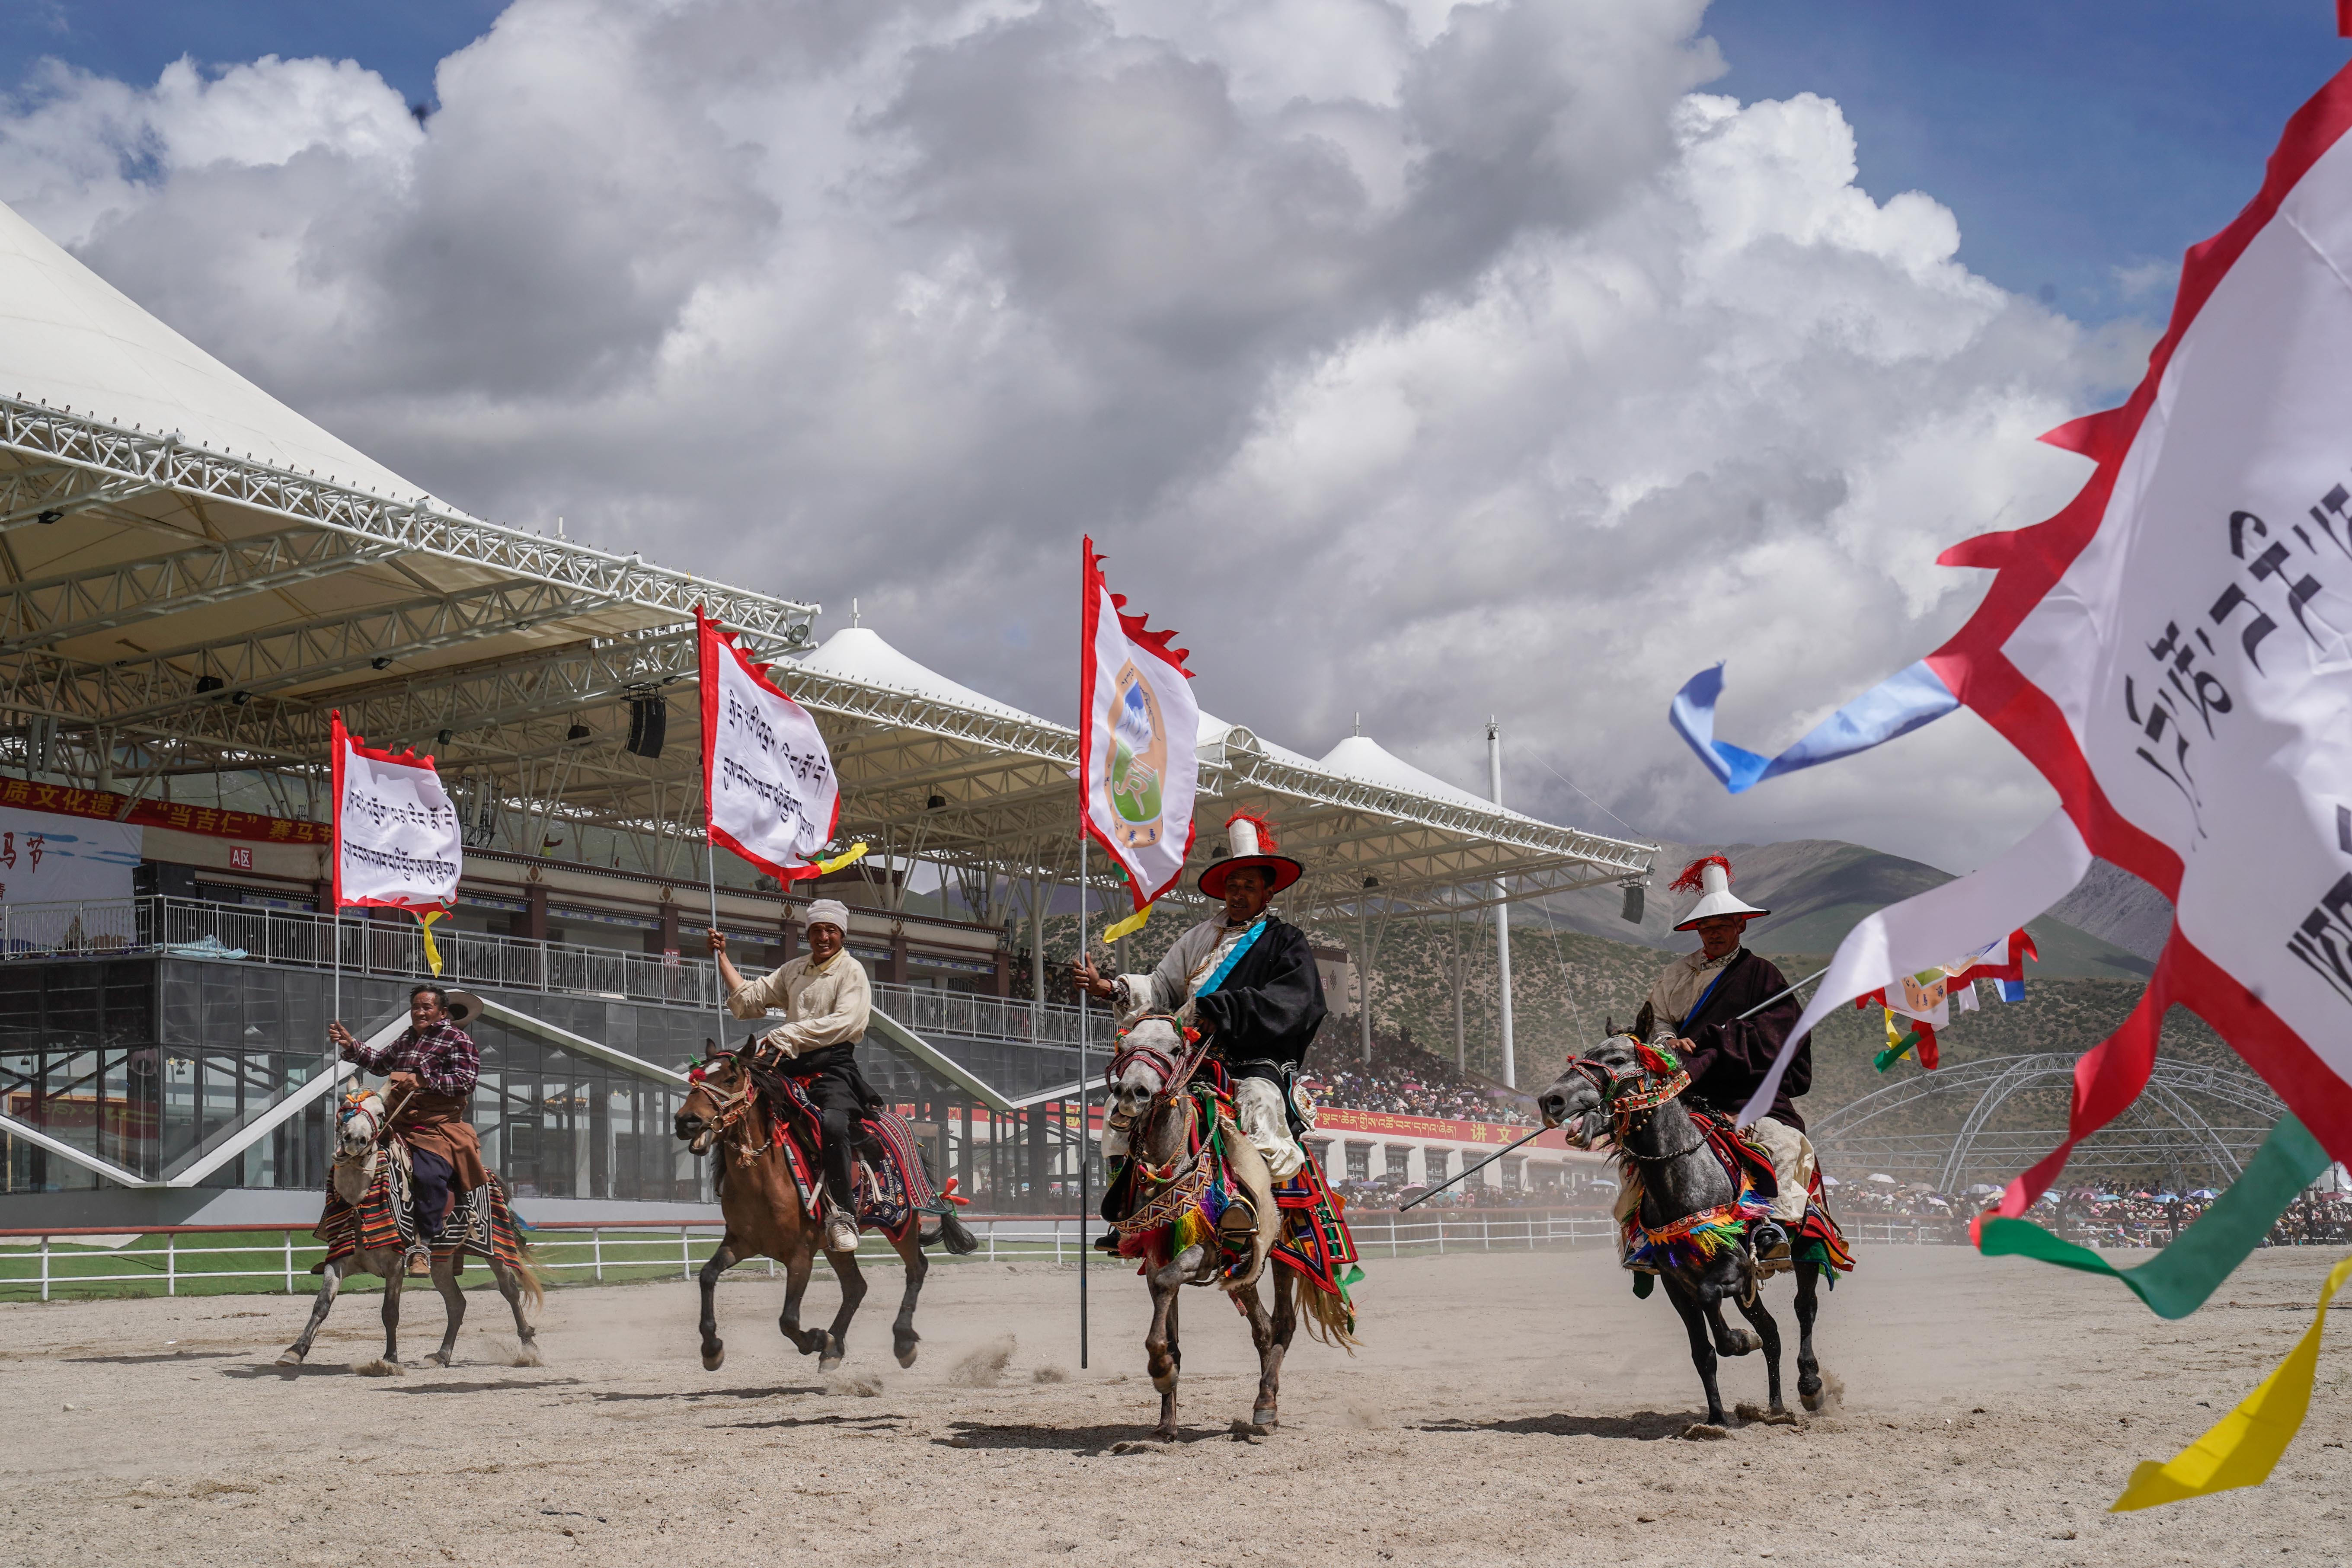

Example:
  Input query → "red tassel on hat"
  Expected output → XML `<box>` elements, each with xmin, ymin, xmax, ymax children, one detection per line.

<box><xmin>1669</xmin><ymin>855</ymin><xmax>1732</xmax><ymax>893</ymax></box>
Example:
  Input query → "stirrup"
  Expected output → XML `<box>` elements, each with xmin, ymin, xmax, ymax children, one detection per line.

<box><xmin>1218</xmin><ymin>1191</ymin><xmax>1259</xmax><ymax>1236</ymax></box>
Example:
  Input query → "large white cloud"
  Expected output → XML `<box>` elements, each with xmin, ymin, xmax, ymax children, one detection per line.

<box><xmin>0</xmin><ymin>0</ymin><xmax>2147</xmax><ymax>871</ymax></box>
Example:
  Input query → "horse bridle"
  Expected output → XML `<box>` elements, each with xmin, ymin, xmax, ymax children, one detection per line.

<box><xmin>1103</xmin><ymin>1012</ymin><xmax>1203</xmax><ymax>1136</ymax></box>
<box><xmin>686</xmin><ymin>1054</ymin><xmax>770</xmax><ymax>1165</ymax></box>
<box><xmin>1565</xmin><ymin>1044</ymin><xmax>1705</xmax><ymax>1163</ymax></box>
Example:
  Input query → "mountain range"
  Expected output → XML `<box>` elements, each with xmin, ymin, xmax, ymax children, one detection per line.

<box><xmin>1537</xmin><ymin>838</ymin><xmax>2170</xmax><ymax>980</ymax></box>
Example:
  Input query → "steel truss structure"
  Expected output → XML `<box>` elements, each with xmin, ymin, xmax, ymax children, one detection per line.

<box><xmin>1811</xmin><ymin>1054</ymin><xmax>2285</xmax><ymax>1194</ymax></box>
<box><xmin>0</xmin><ymin>390</ymin><xmax>1654</xmax><ymax>919</ymax></box>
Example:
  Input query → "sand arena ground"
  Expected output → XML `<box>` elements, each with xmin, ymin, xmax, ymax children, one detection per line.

<box><xmin>0</xmin><ymin>1244</ymin><xmax>2346</xmax><ymax>1566</ymax></box>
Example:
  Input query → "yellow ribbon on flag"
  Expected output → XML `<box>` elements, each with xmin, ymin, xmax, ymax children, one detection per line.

<box><xmin>2111</xmin><ymin>1252</ymin><xmax>2352</xmax><ymax>1511</ymax></box>
<box><xmin>1101</xmin><ymin>901</ymin><xmax>1152</xmax><ymax>944</ymax></box>
<box><xmin>815</xmin><ymin>842</ymin><xmax>868</xmax><ymax>876</ymax></box>
<box><xmin>416</xmin><ymin>910</ymin><xmax>446</xmax><ymax>977</ymax></box>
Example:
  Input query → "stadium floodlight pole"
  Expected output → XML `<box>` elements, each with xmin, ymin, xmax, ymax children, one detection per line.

<box><xmin>1488</xmin><ymin>718</ymin><xmax>1515</xmax><ymax>1089</ymax></box>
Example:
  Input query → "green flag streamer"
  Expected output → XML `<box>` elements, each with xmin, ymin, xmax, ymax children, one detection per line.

<box><xmin>1975</xmin><ymin>1115</ymin><xmax>2332</xmax><ymax>1320</ymax></box>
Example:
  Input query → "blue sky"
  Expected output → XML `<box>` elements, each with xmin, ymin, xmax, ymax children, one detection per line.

<box><xmin>9</xmin><ymin>1</ymin><xmax>2348</xmax><ymax>326</ymax></box>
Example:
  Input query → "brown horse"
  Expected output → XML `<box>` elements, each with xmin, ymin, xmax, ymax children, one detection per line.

<box><xmin>673</xmin><ymin>1050</ymin><xmax>971</xmax><ymax>1373</ymax></box>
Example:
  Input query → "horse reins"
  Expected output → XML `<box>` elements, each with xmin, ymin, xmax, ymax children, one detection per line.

<box><xmin>688</xmin><ymin>1053</ymin><xmax>774</xmax><ymax>1166</ymax></box>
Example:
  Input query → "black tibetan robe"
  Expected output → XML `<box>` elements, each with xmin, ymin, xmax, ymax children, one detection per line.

<box><xmin>1193</xmin><ymin>917</ymin><xmax>1328</xmax><ymax>1079</ymax></box>
<box><xmin>1651</xmin><ymin>948</ymin><xmax>1809</xmax><ymax>1130</ymax></box>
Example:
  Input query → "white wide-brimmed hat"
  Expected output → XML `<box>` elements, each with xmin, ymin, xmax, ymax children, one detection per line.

<box><xmin>804</xmin><ymin>898</ymin><xmax>851</xmax><ymax>932</ymax></box>
<box><xmin>442</xmin><ymin>989</ymin><xmax>486</xmax><ymax>1026</ymax></box>
<box><xmin>1669</xmin><ymin>856</ymin><xmax>1769</xmax><ymax>931</ymax></box>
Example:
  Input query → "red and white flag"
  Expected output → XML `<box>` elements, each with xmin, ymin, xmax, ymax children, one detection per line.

<box><xmin>699</xmin><ymin>608</ymin><xmax>840</xmax><ymax>882</ymax></box>
<box><xmin>1730</xmin><ymin>70</ymin><xmax>2352</xmax><ymax>1181</ymax></box>
<box><xmin>329</xmin><ymin>712</ymin><xmax>460</xmax><ymax>912</ymax></box>
<box><xmin>1080</xmin><ymin>539</ymin><xmax>1199</xmax><ymax>938</ymax></box>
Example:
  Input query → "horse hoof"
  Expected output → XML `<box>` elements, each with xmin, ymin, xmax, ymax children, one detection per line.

<box><xmin>702</xmin><ymin>1344</ymin><xmax>726</xmax><ymax>1372</ymax></box>
<box><xmin>818</xmin><ymin>1337</ymin><xmax>844</xmax><ymax>1373</ymax></box>
<box><xmin>1250</xmin><ymin>1408</ymin><xmax>1278</xmax><ymax>1431</ymax></box>
<box><xmin>895</xmin><ymin>1343</ymin><xmax>919</xmax><ymax>1370</ymax></box>
<box><xmin>275</xmin><ymin>1349</ymin><xmax>305</xmax><ymax>1367</ymax></box>
<box><xmin>1680</xmin><ymin>1423</ymin><xmax>1729</xmax><ymax>1441</ymax></box>
<box><xmin>424</xmin><ymin>1352</ymin><xmax>452</xmax><ymax>1368</ymax></box>
<box><xmin>511</xmin><ymin>1344</ymin><xmax>543</xmax><ymax>1370</ymax></box>
<box><xmin>1150</xmin><ymin>1426</ymin><xmax>1179</xmax><ymax>1444</ymax></box>
<box><xmin>1801</xmin><ymin>1391</ymin><xmax>1823</xmax><ymax>1413</ymax></box>
<box><xmin>1720</xmin><ymin>1330</ymin><xmax>1761</xmax><ymax>1357</ymax></box>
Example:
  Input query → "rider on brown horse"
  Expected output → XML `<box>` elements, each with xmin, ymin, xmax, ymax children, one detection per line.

<box><xmin>326</xmin><ymin>983</ymin><xmax>489</xmax><ymax>1272</ymax></box>
<box><xmin>1072</xmin><ymin>811</ymin><xmax>1326</xmax><ymax>1245</ymax></box>
<box><xmin>1634</xmin><ymin>857</ymin><xmax>1814</xmax><ymax>1264</ymax></box>
<box><xmin>710</xmin><ymin>897</ymin><xmax>879</xmax><ymax>1255</ymax></box>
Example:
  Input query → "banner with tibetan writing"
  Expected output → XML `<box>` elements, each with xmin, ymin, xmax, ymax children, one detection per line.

<box><xmin>330</xmin><ymin>712</ymin><xmax>460</xmax><ymax>912</ymax></box>
<box><xmin>698</xmin><ymin>607</ymin><xmax>838</xmax><ymax>881</ymax></box>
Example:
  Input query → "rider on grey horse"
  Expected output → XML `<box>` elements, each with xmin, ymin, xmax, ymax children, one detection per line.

<box><xmin>1632</xmin><ymin>856</ymin><xmax>1815</xmax><ymax>1263</ymax></box>
<box><xmin>1073</xmin><ymin>811</ymin><xmax>1326</xmax><ymax>1242</ymax></box>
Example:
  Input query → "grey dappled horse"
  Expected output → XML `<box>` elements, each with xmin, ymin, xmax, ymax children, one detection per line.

<box><xmin>1537</xmin><ymin>1034</ymin><xmax>1822</xmax><ymax>1435</ymax></box>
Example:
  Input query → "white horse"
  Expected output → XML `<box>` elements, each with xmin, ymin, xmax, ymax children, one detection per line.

<box><xmin>278</xmin><ymin>1088</ymin><xmax>543</xmax><ymax>1370</ymax></box>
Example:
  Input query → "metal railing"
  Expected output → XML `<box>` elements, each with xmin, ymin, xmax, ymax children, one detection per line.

<box><xmin>0</xmin><ymin>895</ymin><xmax>1091</xmax><ymax>1038</ymax></box>
<box><xmin>0</xmin><ymin>1209</ymin><xmax>1623</xmax><ymax>1299</ymax></box>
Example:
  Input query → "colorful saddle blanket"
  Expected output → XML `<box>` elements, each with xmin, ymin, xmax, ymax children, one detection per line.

<box><xmin>313</xmin><ymin>1157</ymin><xmax>527</xmax><ymax>1274</ymax></box>
<box><xmin>1620</xmin><ymin>1111</ymin><xmax>1853</xmax><ymax>1280</ymax></box>
<box><xmin>765</xmin><ymin>1081</ymin><xmax>942</xmax><ymax>1242</ymax></box>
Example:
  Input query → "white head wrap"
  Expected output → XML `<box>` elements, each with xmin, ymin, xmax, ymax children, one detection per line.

<box><xmin>804</xmin><ymin>898</ymin><xmax>850</xmax><ymax>933</ymax></box>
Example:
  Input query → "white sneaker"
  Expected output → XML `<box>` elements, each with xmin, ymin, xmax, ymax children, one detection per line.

<box><xmin>824</xmin><ymin>1209</ymin><xmax>859</xmax><ymax>1253</ymax></box>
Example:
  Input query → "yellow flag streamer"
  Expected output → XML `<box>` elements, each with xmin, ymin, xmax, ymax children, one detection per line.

<box><xmin>2111</xmin><ymin>1252</ymin><xmax>2352</xmax><ymax>1511</ymax></box>
<box><xmin>814</xmin><ymin>841</ymin><xmax>868</xmax><ymax>876</ymax></box>
<box><xmin>1101</xmin><ymin>901</ymin><xmax>1152</xmax><ymax>944</ymax></box>
<box><xmin>416</xmin><ymin>909</ymin><xmax>446</xmax><ymax>977</ymax></box>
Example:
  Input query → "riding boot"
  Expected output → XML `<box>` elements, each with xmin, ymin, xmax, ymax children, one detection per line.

<box><xmin>823</xmin><ymin>1197</ymin><xmax>860</xmax><ymax>1255</ymax></box>
<box><xmin>1750</xmin><ymin>1218</ymin><xmax>1791</xmax><ymax>1268</ymax></box>
<box><xmin>1092</xmin><ymin>1230</ymin><xmax>1119</xmax><ymax>1254</ymax></box>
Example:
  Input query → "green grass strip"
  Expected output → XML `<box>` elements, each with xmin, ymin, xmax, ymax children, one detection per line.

<box><xmin>1975</xmin><ymin>1114</ymin><xmax>2332</xmax><ymax>1319</ymax></box>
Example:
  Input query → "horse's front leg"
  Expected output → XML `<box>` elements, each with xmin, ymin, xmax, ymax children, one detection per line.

<box><xmin>425</xmin><ymin>1255</ymin><xmax>467</xmax><ymax>1367</ymax></box>
<box><xmin>1144</xmin><ymin>1247</ymin><xmax>1197</xmax><ymax>1440</ymax></box>
<box><xmin>279</xmin><ymin>1259</ymin><xmax>343</xmax><ymax>1365</ymax></box>
<box><xmin>819</xmin><ymin>1246</ymin><xmax>867</xmax><ymax>1371</ymax></box>
<box><xmin>1794</xmin><ymin>1262</ymin><xmax>1824</xmax><ymax>1412</ymax></box>
<box><xmin>887</xmin><ymin>1231</ymin><xmax>928</xmax><ymax>1369</ymax></box>
<box><xmin>697</xmin><ymin>1234</ymin><xmax>740</xmax><ymax>1371</ymax></box>
<box><xmin>1660</xmin><ymin>1274</ymin><xmax>1726</xmax><ymax>1433</ymax></box>
<box><xmin>1732</xmin><ymin>1287</ymin><xmax>1788</xmax><ymax>1418</ymax></box>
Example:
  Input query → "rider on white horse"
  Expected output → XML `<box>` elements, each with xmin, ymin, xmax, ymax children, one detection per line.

<box><xmin>1073</xmin><ymin>811</ymin><xmax>1325</xmax><ymax>1240</ymax></box>
<box><xmin>326</xmin><ymin>984</ymin><xmax>487</xmax><ymax>1270</ymax></box>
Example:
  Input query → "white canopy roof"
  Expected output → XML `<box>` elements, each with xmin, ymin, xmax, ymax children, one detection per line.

<box><xmin>0</xmin><ymin>193</ymin><xmax>1653</xmax><ymax>917</ymax></box>
<box><xmin>0</xmin><ymin>199</ymin><xmax>438</xmax><ymax>505</ymax></box>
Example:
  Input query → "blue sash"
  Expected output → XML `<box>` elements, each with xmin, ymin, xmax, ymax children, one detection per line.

<box><xmin>1195</xmin><ymin>918</ymin><xmax>1269</xmax><ymax>1000</ymax></box>
<box><xmin>1675</xmin><ymin>955</ymin><xmax>1738</xmax><ymax>1033</ymax></box>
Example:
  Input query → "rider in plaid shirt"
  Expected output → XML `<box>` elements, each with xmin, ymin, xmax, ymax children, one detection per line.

<box><xmin>329</xmin><ymin>985</ymin><xmax>486</xmax><ymax>1265</ymax></box>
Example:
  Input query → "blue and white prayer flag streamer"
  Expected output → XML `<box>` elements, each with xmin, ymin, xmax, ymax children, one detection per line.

<box><xmin>1669</xmin><ymin>659</ymin><xmax>1960</xmax><ymax>794</ymax></box>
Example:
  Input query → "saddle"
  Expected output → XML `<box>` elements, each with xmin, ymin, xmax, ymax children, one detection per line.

<box><xmin>758</xmin><ymin>1071</ymin><xmax>944</xmax><ymax>1242</ymax></box>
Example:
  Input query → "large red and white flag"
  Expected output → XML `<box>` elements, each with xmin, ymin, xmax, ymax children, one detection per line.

<box><xmin>1080</xmin><ymin>538</ymin><xmax>1199</xmax><ymax>934</ymax></box>
<box><xmin>699</xmin><ymin>608</ymin><xmax>839</xmax><ymax>882</ymax></box>
<box><xmin>330</xmin><ymin>712</ymin><xmax>460</xmax><ymax>912</ymax></box>
<box><xmin>1715</xmin><ymin>68</ymin><xmax>2352</xmax><ymax>1178</ymax></box>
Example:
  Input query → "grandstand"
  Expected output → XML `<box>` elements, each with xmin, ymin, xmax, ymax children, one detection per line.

<box><xmin>0</xmin><ymin>196</ymin><xmax>1653</xmax><ymax>1226</ymax></box>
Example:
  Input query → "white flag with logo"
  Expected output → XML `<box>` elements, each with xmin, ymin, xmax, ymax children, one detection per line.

<box><xmin>700</xmin><ymin>608</ymin><xmax>839</xmax><ymax>881</ymax></box>
<box><xmin>1080</xmin><ymin>538</ymin><xmax>1199</xmax><ymax>924</ymax></box>
<box><xmin>330</xmin><ymin>712</ymin><xmax>460</xmax><ymax>910</ymax></box>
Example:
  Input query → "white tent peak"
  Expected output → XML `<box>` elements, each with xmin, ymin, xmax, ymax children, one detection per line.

<box><xmin>0</xmin><ymin>197</ymin><xmax>449</xmax><ymax>508</ymax></box>
<box><xmin>1317</xmin><ymin>733</ymin><xmax>1523</xmax><ymax>818</ymax></box>
<box><xmin>790</xmin><ymin>625</ymin><xmax>1063</xmax><ymax>729</ymax></box>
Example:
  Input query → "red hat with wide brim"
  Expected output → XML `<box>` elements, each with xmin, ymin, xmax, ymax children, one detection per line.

<box><xmin>1197</xmin><ymin>811</ymin><xmax>1304</xmax><ymax>898</ymax></box>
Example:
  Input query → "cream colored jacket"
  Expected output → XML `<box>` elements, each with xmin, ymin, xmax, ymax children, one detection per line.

<box><xmin>726</xmin><ymin>951</ymin><xmax>871</xmax><ymax>1056</ymax></box>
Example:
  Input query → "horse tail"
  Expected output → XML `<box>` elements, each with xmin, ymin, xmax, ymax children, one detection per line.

<box><xmin>1293</xmin><ymin>1276</ymin><xmax>1361</xmax><ymax>1355</ymax></box>
<box><xmin>927</xmin><ymin>1205</ymin><xmax>981</xmax><ymax>1255</ymax></box>
<box><xmin>505</xmin><ymin>1246</ymin><xmax>547</xmax><ymax>1311</ymax></box>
